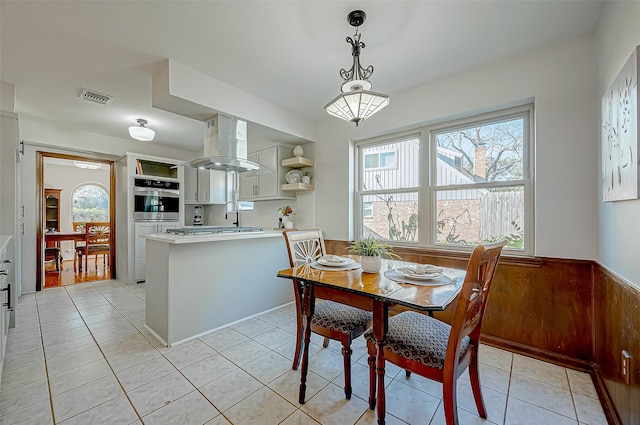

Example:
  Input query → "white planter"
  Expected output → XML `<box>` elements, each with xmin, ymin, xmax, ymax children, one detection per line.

<box><xmin>282</xmin><ymin>216</ymin><xmax>294</xmax><ymax>229</ymax></box>
<box><xmin>302</xmin><ymin>175</ymin><xmax>311</xmax><ymax>184</ymax></box>
<box><xmin>360</xmin><ymin>255</ymin><xmax>381</xmax><ymax>273</ymax></box>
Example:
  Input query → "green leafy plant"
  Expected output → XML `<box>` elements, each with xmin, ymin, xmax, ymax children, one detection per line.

<box><xmin>349</xmin><ymin>236</ymin><xmax>401</xmax><ymax>258</ymax></box>
<box><xmin>301</xmin><ymin>170</ymin><xmax>313</xmax><ymax>178</ymax></box>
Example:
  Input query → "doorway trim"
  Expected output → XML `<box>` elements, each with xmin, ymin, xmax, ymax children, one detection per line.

<box><xmin>36</xmin><ymin>152</ymin><xmax>116</xmax><ymax>291</ymax></box>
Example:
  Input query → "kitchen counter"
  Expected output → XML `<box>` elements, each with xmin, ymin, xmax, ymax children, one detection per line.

<box><xmin>141</xmin><ymin>229</ymin><xmax>283</xmax><ymax>244</ymax></box>
<box><xmin>142</xmin><ymin>229</ymin><xmax>292</xmax><ymax>346</ymax></box>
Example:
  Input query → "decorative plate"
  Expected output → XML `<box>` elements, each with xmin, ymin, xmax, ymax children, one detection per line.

<box><xmin>285</xmin><ymin>169</ymin><xmax>302</xmax><ymax>184</ymax></box>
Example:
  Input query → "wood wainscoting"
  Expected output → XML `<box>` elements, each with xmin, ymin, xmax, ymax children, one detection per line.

<box><xmin>325</xmin><ymin>239</ymin><xmax>637</xmax><ymax>424</ymax></box>
<box><xmin>594</xmin><ymin>266</ymin><xmax>640</xmax><ymax>425</ymax></box>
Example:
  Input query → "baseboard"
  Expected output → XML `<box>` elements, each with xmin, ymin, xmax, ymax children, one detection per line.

<box><xmin>591</xmin><ymin>363</ymin><xmax>623</xmax><ymax>425</ymax></box>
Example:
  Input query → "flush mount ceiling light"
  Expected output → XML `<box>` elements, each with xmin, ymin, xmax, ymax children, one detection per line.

<box><xmin>324</xmin><ymin>10</ymin><xmax>389</xmax><ymax>127</ymax></box>
<box><xmin>128</xmin><ymin>118</ymin><xmax>155</xmax><ymax>142</ymax></box>
<box><xmin>73</xmin><ymin>161</ymin><xmax>101</xmax><ymax>170</ymax></box>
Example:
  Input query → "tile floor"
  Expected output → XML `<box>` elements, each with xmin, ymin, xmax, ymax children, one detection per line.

<box><xmin>0</xmin><ymin>280</ymin><xmax>608</xmax><ymax>425</ymax></box>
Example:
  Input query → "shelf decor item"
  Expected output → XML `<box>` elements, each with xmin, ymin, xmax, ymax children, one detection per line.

<box><xmin>277</xmin><ymin>205</ymin><xmax>295</xmax><ymax>229</ymax></box>
<box><xmin>293</xmin><ymin>145</ymin><xmax>304</xmax><ymax>157</ymax></box>
<box><xmin>302</xmin><ymin>170</ymin><xmax>312</xmax><ymax>184</ymax></box>
<box><xmin>348</xmin><ymin>235</ymin><xmax>400</xmax><ymax>273</ymax></box>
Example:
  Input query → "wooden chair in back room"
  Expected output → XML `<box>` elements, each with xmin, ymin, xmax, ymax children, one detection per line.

<box><xmin>365</xmin><ymin>240</ymin><xmax>507</xmax><ymax>425</ymax></box>
<box><xmin>282</xmin><ymin>229</ymin><xmax>372</xmax><ymax>400</ymax></box>
<box><xmin>76</xmin><ymin>221</ymin><xmax>110</xmax><ymax>272</ymax></box>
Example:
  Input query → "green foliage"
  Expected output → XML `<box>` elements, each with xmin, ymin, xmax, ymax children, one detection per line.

<box><xmin>349</xmin><ymin>235</ymin><xmax>401</xmax><ymax>258</ymax></box>
<box><xmin>483</xmin><ymin>221</ymin><xmax>523</xmax><ymax>249</ymax></box>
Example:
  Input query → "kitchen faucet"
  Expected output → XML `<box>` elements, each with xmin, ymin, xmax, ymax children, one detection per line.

<box><xmin>224</xmin><ymin>201</ymin><xmax>240</xmax><ymax>227</ymax></box>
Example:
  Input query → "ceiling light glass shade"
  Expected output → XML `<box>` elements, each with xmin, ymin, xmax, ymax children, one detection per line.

<box><xmin>324</xmin><ymin>89</ymin><xmax>389</xmax><ymax>126</ymax></box>
<box><xmin>129</xmin><ymin>119</ymin><xmax>155</xmax><ymax>141</ymax></box>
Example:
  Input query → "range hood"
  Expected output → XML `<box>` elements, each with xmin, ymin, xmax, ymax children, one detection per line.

<box><xmin>189</xmin><ymin>114</ymin><xmax>261</xmax><ymax>173</ymax></box>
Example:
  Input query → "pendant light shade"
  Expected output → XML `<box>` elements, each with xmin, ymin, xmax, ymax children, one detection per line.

<box><xmin>324</xmin><ymin>10</ymin><xmax>389</xmax><ymax>126</ymax></box>
<box><xmin>129</xmin><ymin>118</ymin><xmax>155</xmax><ymax>142</ymax></box>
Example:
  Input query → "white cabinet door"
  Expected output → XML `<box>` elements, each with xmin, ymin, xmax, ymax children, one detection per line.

<box><xmin>197</xmin><ymin>170</ymin><xmax>226</xmax><ymax>204</ymax></box>
<box><xmin>134</xmin><ymin>223</ymin><xmax>177</xmax><ymax>282</ymax></box>
<box><xmin>134</xmin><ymin>223</ymin><xmax>158</xmax><ymax>282</ymax></box>
<box><xmin>183</xmin><ymin>167</ymin><xmax>198</xmax><ymax>204</ymax></box>
<box><xmin>239</xmin><ymin>152</ymin><xmax>258</xmax><ymax>200</ymax></box>
<box><xmin>255</xmin><ymin>148</ymin><xmax>278</xmax><ymax>198</ymax></box>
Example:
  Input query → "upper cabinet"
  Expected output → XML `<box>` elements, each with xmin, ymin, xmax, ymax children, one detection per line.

<box><xmin>184</xmin><ymin>168</ymin><xmax>227</xmax><ymax>205</ymax></box>
<box><xmin>239</xmin><ymin>145</ymin><xmax>295</xmax><ymax>201</ymax></box>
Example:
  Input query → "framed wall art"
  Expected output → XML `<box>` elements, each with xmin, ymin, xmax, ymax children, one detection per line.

<box><xmin>602</xmin><ymin>45</ymin><xmax>639</xmax><ymax>202</ymax></box>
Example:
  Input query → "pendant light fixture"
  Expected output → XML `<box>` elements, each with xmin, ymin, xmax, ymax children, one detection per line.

<box><xmin>128</xmin><ymin>118</ymin><xmax>155</xmax><ymax>142</ymax></box>
<box><xmin>324</xmin><ymin>10</ymin><xmax>389</xmax><ymax>127</ymax></box>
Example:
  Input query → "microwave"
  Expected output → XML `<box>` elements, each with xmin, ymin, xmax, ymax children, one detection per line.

<box><xmin>133</xmin><ymin>178</ymin><xmax>180</xmax><ymax>221</ymax></box>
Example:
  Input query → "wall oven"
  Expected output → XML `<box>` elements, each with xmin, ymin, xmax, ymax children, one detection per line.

<box><xmin>133</xmin><ymin>178</ymin><xmax>180</xmax><ymax>221</ymax></box>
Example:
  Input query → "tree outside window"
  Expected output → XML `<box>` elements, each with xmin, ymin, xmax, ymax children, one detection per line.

<box><xmin>72</xmin><ymin>184</ymin><xmax>109</xmax><ymax>222</ymax></box>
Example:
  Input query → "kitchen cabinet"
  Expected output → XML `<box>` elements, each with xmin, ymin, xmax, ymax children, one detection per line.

<box><xmin>184</xmin><ymin>167</ymin><xmax>226</xmax><ymax>204</ymax></box>
<box><xmin>239</xmin><ymin>145</ymin><xmax>295</xmax><ymax>201</ymax></box>
<box><xmin>44</xmin><ymin>188</ymin><xmax>61</xmax><ymax>232</ymax></box>
<box><xmin>116</xmin><ymin>152</ymin><xmax>184</xmax><ymax>285</ymax></box>
<box><xmin>0</xmin><ymin>236</ymin><xmax>14</xmax><ymax>373</ymax></box>
<box><xmin>134</xmin><ymin>222</ymin><xmax>177</xmax><ymax>282</ymax></box>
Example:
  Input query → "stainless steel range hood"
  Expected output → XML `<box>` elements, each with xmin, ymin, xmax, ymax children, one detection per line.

<box><xmin>189</xmin><ymin>114</ymin><xmax>261</xmax><ymax>173</ymax></box>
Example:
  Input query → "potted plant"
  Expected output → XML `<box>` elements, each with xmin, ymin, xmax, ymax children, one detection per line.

<box><xmin>301</xmin><ymin>170</ymin><xmax>312</xmax><ymax>184</ymax></box>
<box><xmin>349</xmin><ymin>235</ymin><xmax>400</xmax><ymax>273</ymax></box>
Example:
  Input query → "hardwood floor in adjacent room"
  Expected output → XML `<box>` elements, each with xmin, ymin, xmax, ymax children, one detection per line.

<box><xmin>44</xmin><ymin>257</ymin><xmax>111</xmax><ymax>287</ymax></box>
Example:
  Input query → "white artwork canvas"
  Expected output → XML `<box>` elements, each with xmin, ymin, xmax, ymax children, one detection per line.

<box><xmin>602</xmin><ymin>46</ymin><xmax>639</xmax><ymax>202</ymax></box>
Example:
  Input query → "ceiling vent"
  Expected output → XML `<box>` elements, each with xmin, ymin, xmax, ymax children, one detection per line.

<box><xmin>80</xmin><ymin>89</ymin><xmax>113</xmax><ymax>105</ymax></box>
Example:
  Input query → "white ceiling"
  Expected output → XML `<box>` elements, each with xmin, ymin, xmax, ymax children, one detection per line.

<box><xmin>1</xmin><ymin>1</ymin><xmax>604</xmax><ymax>151</ymax></box>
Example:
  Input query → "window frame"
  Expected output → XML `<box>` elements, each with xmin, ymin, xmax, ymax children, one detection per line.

<box><xmin>71</xmin><ymin>182</ymin><xmax>110</xmax><ymax>223</ymax></box>
<box><xmin>354</xmin><ymin>103</ymin><xmax>535</xmax><ymax>255</ymax></box>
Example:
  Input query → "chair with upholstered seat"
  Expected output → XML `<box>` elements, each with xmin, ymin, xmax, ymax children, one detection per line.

<box><xmin>76</xmin><ymin>221</ymin><xmax>110</xmax><ymax>272</ymax></box>
<box><xmin>283</xmin><ymin>229</ymin><xmax>372</xmax><ymax>400</ymax></box>
<box><xmin>365</xmin><ymin>240</ymin><xmax>506</xmax><ymax>425</ymax></box>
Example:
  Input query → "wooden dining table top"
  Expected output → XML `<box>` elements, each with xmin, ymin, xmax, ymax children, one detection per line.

<box><xmin>277</xmin><ymin>258</ymin><xmax>466</xmax><ymax>312</ymax></box>
<box><xmin>44</xmin><ymin>231</ymin><xmax>85</xmax><ymax>242</ymax></box>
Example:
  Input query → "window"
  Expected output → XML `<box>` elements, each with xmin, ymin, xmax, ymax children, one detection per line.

<box><xmin>363</xmin><ymin>150</ymin><xmax>398</xmax><ymax>170</ymax></box>
<box><xmin>363</xmin><ymin>202</ymin><xmax>373</xmax><ymax>218</ymax></box>
<box><xmin>355</xmin><ymin>104</ymin><xmax>533</xmax><ymax>253</ymax></box>
<box><xmin>72</xmin><ymin>184</ymin><xmax>109</xmax><ymax>222</ymax></box>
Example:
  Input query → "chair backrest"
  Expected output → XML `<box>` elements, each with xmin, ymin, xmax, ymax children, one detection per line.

<box><xmin>72</xmin><ymin>221</ymin><xmax>86</xmax><ymax>233</ymax></box>
<box><xmin>446</xmin><ymin>240</ymin><xmax>506</xmax><ymax>359</ymax></box>
<box><xmin>283</xmin><ymin>229</ymin><xmax>326</xmax><ymax>267</ymax></box>
<box><xmin>86</xmin><ymin>222</ymin><xmax>110</xmax><ymax>245</ymax></box>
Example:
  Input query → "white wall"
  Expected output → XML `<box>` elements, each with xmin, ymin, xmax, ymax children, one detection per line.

<box><xmin>595</xmin><ymin>2</ymin><xmax>640</xmax><ymax>287</ymax></box>
<box><xmin>314</xmin><ymin>35</ymin><xmax>599</xmax><ymax>261</ymax></box>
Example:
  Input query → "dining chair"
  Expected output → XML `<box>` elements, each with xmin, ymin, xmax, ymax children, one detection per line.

<box><xmin>76</xmin><ymin>221</ymin><xmax>110</xmax><ymax>272</ymax></box>
<box><xmin>72</xmin><ymin>221</ymin><xmax>86</xmax><ymax>270</ymax></box>
<box><xmin>283</xmin><ymin>229</ymin><xmax>372</xmax><ymax>400</ymax></box>
<box><xmin>44</xmin><ymin>247</ymin><xmax>62</xmax><ymax>271</ymax></box>
<box><xmin>365</xmin><ymin>240</ymin><xmax>507</xmax><ymax>425</ymax></box>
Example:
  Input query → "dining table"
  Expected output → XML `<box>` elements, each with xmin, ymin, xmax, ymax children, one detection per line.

<box><xmin>44</xmin><ymin>231</ymin><xmax>85</xmax><ymax>246</ymax></box>
<box><xmin>277</xmin><ymin>258</ymin><xmax>466</xmax><ymax>425</ymax></box>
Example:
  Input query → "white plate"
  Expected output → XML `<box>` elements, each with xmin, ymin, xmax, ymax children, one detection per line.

<box><xmin>311</xmin><ymin>261</ymin><xmax>361</xmax><ymax>271</ymax></box>
<box><xmin>384</xmin><ymin>270</ymin><xmax>452</xmax><ymax>286</ymax></box>
<box><xmin>395</xmin><ymin>267</ymin><xmax>443</xmax><ymax>280</ymax></box>
<box><xmin>318</xmin><ymin>256</ymin><xmax>355</xmax><ymax>266</ymax></box>
<box><xmin>285</xmin><ymin>169</ymin><xmax>302</xmax><ymax>184</ymax></box>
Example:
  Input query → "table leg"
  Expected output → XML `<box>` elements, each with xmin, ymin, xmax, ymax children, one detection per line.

<box><xmin>299</xmin><ymin>281</ymin><xmax>315</xmax><ymax>404</ymax></box>
<box><xmin>373</xmin><ymin>301</ymin><xmax>389</xmax><ymax>425</ymax></box>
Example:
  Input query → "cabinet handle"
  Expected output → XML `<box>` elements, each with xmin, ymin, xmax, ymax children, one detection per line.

<box><xmin>20</xmin><ymin>223</ymin><xmax>24</xmax><ymax>235</ymax></box>
<box><xmin>2</xmin><ymin>260</ymin><xmax>11</xmax><ymax>264</ymax></box>
<box><xmin>20</xmin><ymin>205</ymin><xmax>25</xmax><ymax>217</ymax></box>
<box><xmin>2</xmin><ymin>283</ymin><xmax>12</xmax><ymax>311</ymax></box>
<box><xmin>0</xmin><ymin>270</ymin><xmax>7</xmax><ymax>275</ymax></box>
